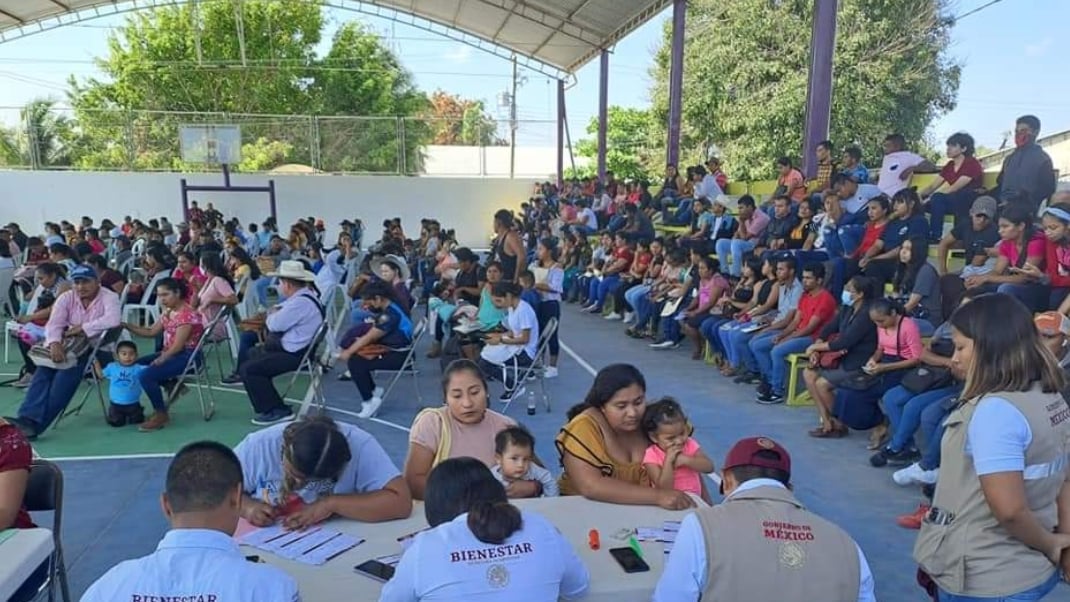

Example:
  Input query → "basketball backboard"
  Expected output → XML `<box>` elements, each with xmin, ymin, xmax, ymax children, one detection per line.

<box><xmin>179</xmin><ymin>125</ymin><xmax>242</xmax><ymax>165</ymax></box>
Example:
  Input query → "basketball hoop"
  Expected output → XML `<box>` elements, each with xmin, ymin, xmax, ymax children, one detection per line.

<box><xmin>179</xmin><ymin>125</ymin><xmax>242</xmax><ymax>165</ymax></box>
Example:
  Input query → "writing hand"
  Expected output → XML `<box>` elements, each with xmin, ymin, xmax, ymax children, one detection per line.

<box><xmin>282</xmin><ymin>498</ymin><xmax>333</xmax><ymax>531</ymax></box>
<box><xmin>242</xmin><ymin>499</ymin><xmax>278</xmax><ymax>527</ymax></box>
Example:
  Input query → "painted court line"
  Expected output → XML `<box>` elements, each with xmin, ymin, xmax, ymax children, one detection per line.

<box><xmin>560</xmin><ymin>340</ymin><xmax>597</xmax><ymax>377</ymax></box>
<box><xmin>47</xmin><ymin>452</ymin><xmax>175</xmax><ymax>462</ymax></box>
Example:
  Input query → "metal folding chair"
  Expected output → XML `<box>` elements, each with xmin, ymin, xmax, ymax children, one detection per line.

<box><xmin>294</xmin><ymin>327</ymin><xmax>338</xmax><ymax>419</ymax></box>
<box><xmin>500</xmin><ymin>318</ymin><xmax>557</xmax><ymax>415</ymax></box>
<box><xmin>165</xmin><ymin>310</ymin><xmax>230</xmax><ymax>421</ymax></box>
<box><xmin>200</xmin><ymin>306</ymin><xmax>237</xmax><ymax>382</ymax></box>
<box><xmin>376</xmin><ymin>318</ymin><xmax>428</xmax><ymax>403</ymax></box>
<box><xmin>279</xmin><ymin>319</ymin><xmax>331</xmax><ymax>405</ymax></box>
<box><xmin>24</xmin><ymin>459</ymin><xmax>71</xmax><ymax>602</ymax></box>
<box><xmin>54</xmin><ymin>326</ymin><xmax>126</xmax><ymax>427</ymax></box>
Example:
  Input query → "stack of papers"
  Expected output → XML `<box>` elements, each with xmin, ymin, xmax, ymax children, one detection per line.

<box><xmin>635</xmin><ymin>521</ymin><xmax>682</xmax><ymax>555</ymax></box>
<box><xmin>240</xmin><ymin>525</ymin><xmax>363</xmax><ymax>565</ymax></box>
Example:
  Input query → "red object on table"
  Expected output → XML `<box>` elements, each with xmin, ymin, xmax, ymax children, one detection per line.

<box><xmin>588</xmin><ymin>529</ymin><xmax>600</xmax><ymax>550</ymax></box>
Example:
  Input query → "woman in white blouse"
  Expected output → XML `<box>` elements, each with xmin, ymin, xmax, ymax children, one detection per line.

<box><xmin>380</xmin><ymin>457</ymin><xmax>589</xmax><ymax>602</ymax></box>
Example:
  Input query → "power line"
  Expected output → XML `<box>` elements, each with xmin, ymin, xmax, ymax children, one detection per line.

<box><xmin>953</xmin><ymin>0</ymin><xmax>1007</xmax><ymax>21</ymax></box>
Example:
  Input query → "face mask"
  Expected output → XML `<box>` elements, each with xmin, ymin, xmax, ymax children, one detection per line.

<box><xmin>1015</xmin><ymin>132</ymin><xmax>1031</xmax><ymax>148</ymax></box>
<box><xmin>841</xmin><ymin>290</ymin><xmax>854</xmax><ymax>306</ymax></box>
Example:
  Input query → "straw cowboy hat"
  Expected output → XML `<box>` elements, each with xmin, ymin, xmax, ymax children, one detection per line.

<box><xmin>269</xmin><ymin>260</ymin><xmax>317</xmax><ymax>282</ymax></box>
<box><xmin>371</xmin><ymin>254</ymin><xmax>411</xmax><ymax>281</ymax></box>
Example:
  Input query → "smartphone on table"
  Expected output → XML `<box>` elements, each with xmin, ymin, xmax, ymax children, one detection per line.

<box><xmin>355</xmin><ymin>559</ymin><xmax>396</xmax><ymax>582</ymax></box>
<box><xmin>609</xmin><ymin>547</ymin><xmax>650</xmax><ymax>573</ymax></box>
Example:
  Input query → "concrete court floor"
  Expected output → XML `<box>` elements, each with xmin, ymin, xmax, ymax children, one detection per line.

<box><xmin>27</xmin><ymin>303</ymin><xmax>1070</xmax><ymax>601</ymax></box>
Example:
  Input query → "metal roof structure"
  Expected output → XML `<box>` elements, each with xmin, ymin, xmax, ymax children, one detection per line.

<box><xmin>0</xmin><ymin>0</ymin><xmax>671</xmax><ymax>76</ymax></box>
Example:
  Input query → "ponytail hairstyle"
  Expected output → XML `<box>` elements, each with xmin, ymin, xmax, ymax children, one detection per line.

<box><xmin>155</xmin><ymin>276</ymin><xmax>189</xmax><ymax>301</ymax></box>
<box><xmin>424</xmin><ymin>457</ymin><xmax>522</xmax><ymax>545</ymax></box>
<box><xmin>566</xmin><ymin>363</ymin><xmax>646</xmax><ymax>421</ymax></box>
<box><xmin>280</xmin><ymin>417</ymin><xmax>352</xmax><ymax>500</ymax></box>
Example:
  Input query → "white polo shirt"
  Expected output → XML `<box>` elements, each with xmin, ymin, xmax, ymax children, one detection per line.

<box><xmin>234</xmin><ymin>422</ymin><xmax>401</xmax><ymax>505</ymax></box>
<box><xmin>379</xmin><ymin>510</ymin><xmax>589</xmax><ymax>601</ymax></box>
<box><xmin>878</xmin><ymin>151</ymin><xmax>926</xmax><ymax>197</ymax></box>
<box><xmin>652</xmin><ymin>479</ymin><xmax>875</xmax><ymax>602</ymax></box>
<box><xmin>80</xmin><ymin>529</ymin><xmax>299</xmax><ymax>602</ymax></box>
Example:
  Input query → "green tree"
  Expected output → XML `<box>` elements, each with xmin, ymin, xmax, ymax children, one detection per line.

<box><xmin>650</xmin><ymin>0</ymin><xmax>960</xmax><ymax>180</ymax></box>
<box><xmin>66</xmin><ymin>0</ymin><xmax>428</xmax><ymax>172</ymax></box>
<box><xmin>575</xmin><ymin>106</ymin><xmax>660</xmax><ymax>181</ymax></box>
<box><xmin>423</xmin><ymin>90</ymin><xmax>503</xmax><ymax>146</ymax></box>
<box><xmin>0</xmin><ymin>98</ymin><xmax>72</xmax><ymax>168</ymax></box>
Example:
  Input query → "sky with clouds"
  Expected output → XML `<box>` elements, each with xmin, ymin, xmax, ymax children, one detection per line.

<box><xmin>0</xmin><ymin>0</ymin><xmax>1065</xmax><ymax>155</ymax></box>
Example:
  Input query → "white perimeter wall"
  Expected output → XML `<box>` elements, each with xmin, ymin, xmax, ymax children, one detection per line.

<box><xmin>0</xmin><ymin>171</ymin><xmax>533</xmax><ymax>248</ymax></box>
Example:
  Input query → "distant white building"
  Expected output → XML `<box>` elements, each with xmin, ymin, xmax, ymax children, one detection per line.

<box><xmin>422</xmin><ymin>145</ymin><xmax>591</xmax><ymax>179</ymax></box>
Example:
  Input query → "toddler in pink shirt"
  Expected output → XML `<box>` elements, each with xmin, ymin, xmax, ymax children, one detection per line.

<box><xmin>642</xmin><ymin>398</ymin><xmax>714</xmax><ymax>504</ymax></box>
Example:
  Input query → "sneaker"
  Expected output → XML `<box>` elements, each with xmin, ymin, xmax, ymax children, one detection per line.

<box><xmin>733</xmin><ymin>372</ymin><xmax>757</xmax><ymax>385</ymax></box>
<box><xmin>896</xmin><ymin>503</ymin><xmax>931</xmax><ymax>530</ymax></box>
<box><xmin>250</xmin><ymin>407</ymin><xmax>295</xmax><ymax>426</ymax></box>
<box><xmin>756</xmin><ymin>391</ymin><xmax>784</xmax><ymax>405</ymax></box>
<box><xmin>622</xmin><ymin>311</ymin><xmax>635</xmax><ymax>324</ymax></box>
<box><xmin>603</xmin><ymin>312</ymin><xmax>622</xmax><ymax>321</ymax></box>
<box><xmin>11</xmin><ymin>373</ymin><xmax>33</xmax><ymax>389</ymax></box>
<box><xmin>220</xmin><ymin>373</ymin><xmax>243</xmax><ymax>386</ymax></box>
<box><xmin>7</xmin><ymin>416</ymin><xmax>39</xmax><ymax>440</ymax></box>
<box><xmin>584</xmin><ymin>305</ymin><xmax>603</xmax><ymax>314</ymax></box>
<box><xmin>500</xmin><ymin>384</ymin><xmax>526</xmax><ymax>402</ymax></box>
<box><xmin>756</xmin><ymin>381</ymin><xmax>772</xmax><ymax>397</ymax></box>
<box><xmin>886</xmin><ymin>447</ymin><xmax>921</xmax><ymax>467</ymax></box>
<box><xmin>649</xmin><ymin>340</ymin><xmax>678</xmax><ymax>350</ymax></box>
<box><xmin>138</xmin><ymin>411</ymin><xmax>170</xmax><ymax>432</ymax></box>
<box><xmin>893</xmin><ymin>462</ymin><xmax>939</xmax><ymax>486</ymax></box>
<box><xmin>356</xmin><ymin>397</ymin><xmax>383</xmax><ymax>419</ymax></box>
<box><xmin>543</xmin><ymin>366</ymin><xmax>558</xmax><ymax>379</ymax></box>
<box><xmin>869</xmin><ymin>448</ymin><xmax>891</xmax><ymax>468</ymax></box>
<box><xmin>338</xmin><ymin>370</ymin><xmax>352</xmax><ymax>381</ymax></box>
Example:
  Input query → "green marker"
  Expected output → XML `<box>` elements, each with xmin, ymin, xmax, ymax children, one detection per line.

<box><xmin>628</xmin><ymin>535</ymin><xmax>644</xmax><ymax>559</ymax></box>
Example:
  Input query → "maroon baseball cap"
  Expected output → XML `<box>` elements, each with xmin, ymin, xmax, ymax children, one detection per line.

<box><xmin>722</xmin><ymin>436</ymin><xmax>791</xmax><ymax>475</ymax></box>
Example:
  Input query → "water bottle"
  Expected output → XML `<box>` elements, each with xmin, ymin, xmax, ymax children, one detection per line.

<box><xmin>526</xmin><ymin>389</ymin><xmax>537</xmax><ymax>415</ymax></box>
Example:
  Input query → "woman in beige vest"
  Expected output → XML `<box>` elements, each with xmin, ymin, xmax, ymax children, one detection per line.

<box><xmin>914</xmin><ymin>293</ymin><xmax>1070</xmax><ymax>600</ymax></box>
<box><xmin>403</xmin><ymin>359</ymin><xmax>539</xmax><ymax>499</ymax></box>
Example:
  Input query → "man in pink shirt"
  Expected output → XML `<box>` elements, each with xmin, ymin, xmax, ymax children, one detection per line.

<box><xmin>5</xmin><ymin>266</ymin><xmax>121</xmax><ymax>440</ymax></box>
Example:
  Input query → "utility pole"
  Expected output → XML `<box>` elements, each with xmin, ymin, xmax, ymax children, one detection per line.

<box><xmin>509</xmin><ymin>54</ymin><xmax>518</xmax><ymax>179</ymax></box>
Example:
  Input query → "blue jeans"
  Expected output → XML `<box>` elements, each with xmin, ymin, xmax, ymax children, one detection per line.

<box><xmin>837</xmin><ymin>224</ymin><xmax>865</xmax><ymax>257</ymax></box>
<box><xmin>746</xmin><ymin>329</ymin><xmax>783</xmax><ymax>378</ymax></box>
<box><xmin>607</xmin><ymin>215</ymin><xmax>627</xmax><ymax>232</ymax></box>
<box><xmin>719</xmin><ymin>321</ymin><xmax>752</xmax><ymax>368</ymax></box>
<box><xmin>883</xmin><ymin>384</ymin><xmax>960</xmax><ymax>452</ymax></box>
<box><xmin>920</xmin><ymin>399</ymin><xmax>952</xmax><ymax>470</ymax></box>
<box><xmin>700</xmin><ymin>316</ymin><xmax>732</xmax><ymax>355</ymax></box>
<box><xmin>997</xmin><ymin>283</ymin><xmax>1051</xmax><ymax>312</ymax></box>
<box><xmin>137</xmin><ymin>350</ymin><xmax>197</xmax><ymax>412</ymax></box>
<box><xmin>625</xmin><ymin>284</ymin><xmax>650</xmax><ymax>314</ymax></box>
<box><xmin>939</xmin><ymin>570</ymin><xmax>1059</xmax><ymax>601</ymax></box>
<box><xmin>914</xmin><ymin>318</ymin><xmax>936</xmax><ymax>338</ymax></box>
<box><xmin>16</xmin><ymin>357</ymin><xmax>91</xmax><ymax>431</ymax></box>
<box><xmin>570</xmin><ymin>225</ymin><xmax>595</xmax><ymax>237</ymax></box>
<box><xmin>592</xmin><ymin>274</ymin><xmax>622</xmax><ymax>309</ymax></box>
<box><xmin>767</xmin><ymin>336</ymin><xmax>812</xmax><ymax>395</ymax></box>
<box><xmin>928</xmin><ymin>189</ymin><xmax>978</xmax><ymax>241</ymax></box>
<box><xmin>715</xmin><ymin>239</ymin><xmax>758</xmax><ymax>277</ymax></box>
<box><xmin>634</xmin><ymin>294</ymin><xmax>658</xmax><ymax>331</ymax></box>
<box><xmin>254</xmin><ymin>277</ymin><xmax>273</xmax><ymax>307</ymax></box>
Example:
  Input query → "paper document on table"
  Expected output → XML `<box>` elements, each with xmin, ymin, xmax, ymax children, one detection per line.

<box><xmin>240</xmin><ymin>524</ymin><xmax>363</xmax><ymax>565</ymax></box>
<box><xmin>635</xmin><ymin>528</ymin><xmax>661</xmax><ymax>541</ymax></box>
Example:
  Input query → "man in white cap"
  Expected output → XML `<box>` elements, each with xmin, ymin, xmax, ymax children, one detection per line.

<box><xmin>653</xmin><ymin>436</ymin><xmax>875</xmax><ymax>601</ymax></box>
<box><xmin>222</xmin><ymin>260</ymin><xmax>325</xmax><ymax>426</ymax></box>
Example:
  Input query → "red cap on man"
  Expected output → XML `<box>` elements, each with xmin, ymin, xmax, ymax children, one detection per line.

<box><xmin>722</xmin><ymin>436</ymin><xmax>792</xmax><ymax>490</ymax></box>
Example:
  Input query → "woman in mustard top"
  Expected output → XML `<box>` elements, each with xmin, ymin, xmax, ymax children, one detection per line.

<box><xmin>555</xmin><ymin>363</ymin><xmax>695</xmax><ymax>510</ymax></box>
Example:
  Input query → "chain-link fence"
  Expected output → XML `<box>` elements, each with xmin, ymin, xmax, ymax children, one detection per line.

<box><xmin>0</xmin><ymin>106</ymin><xmax>560</xmax><ymax>177</ymax></box>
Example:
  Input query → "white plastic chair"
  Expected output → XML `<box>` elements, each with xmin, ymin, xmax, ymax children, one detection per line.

<box><xmin>122</xmin><ymin>269</ymin><xmax>172</xmax><ymax>327</ymax></box>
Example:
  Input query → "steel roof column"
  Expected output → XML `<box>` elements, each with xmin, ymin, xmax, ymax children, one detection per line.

<box><xmin>557</xmin><ymin>79</ymin><xmax>566</xmax><ymax>188</ymax></box>
<box><xmin>666</xmin><ymin>0</ymin><xmax>686</xmax><ymax>167</ymax></box>
<box><xmin>801</xmin><ymin>0</ymin><xmax>838</xmax><ymax>178</ymax></box>
<box><xmin>597</xmin><ymin>49</ymin><xmax>609</xmax><ymax>182</ymax></box>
